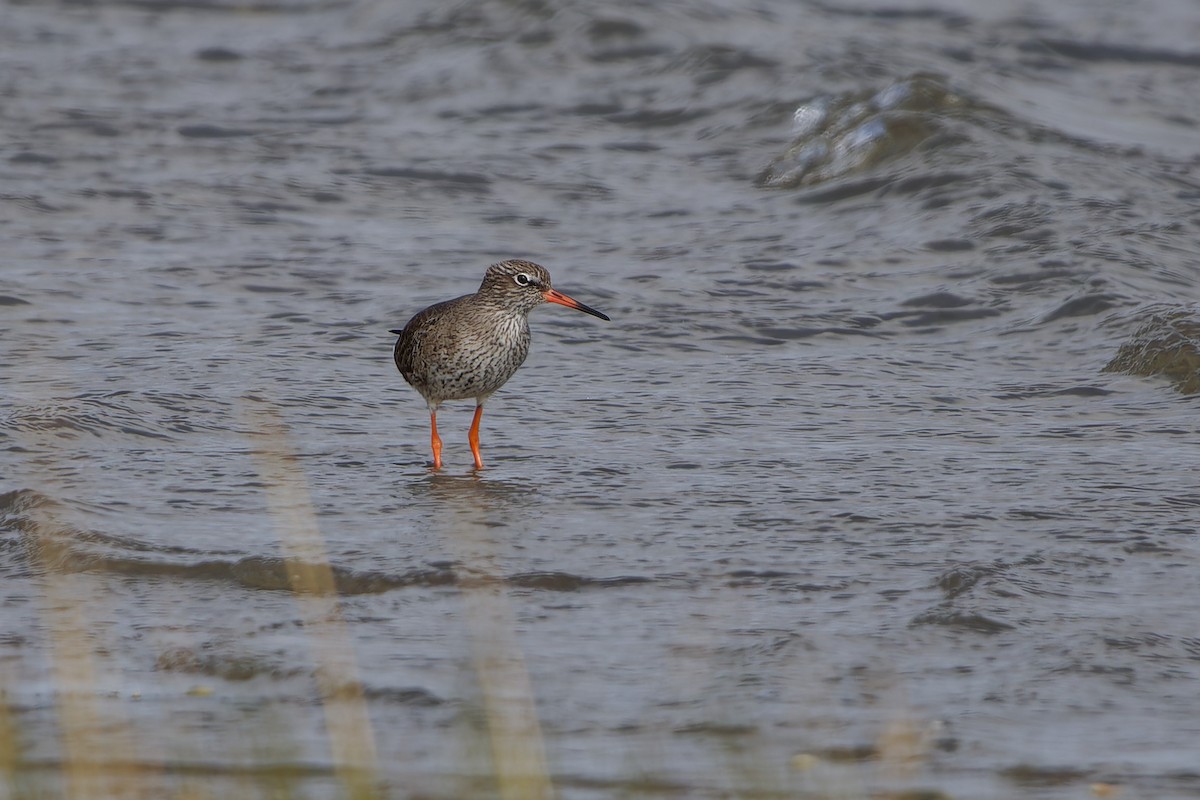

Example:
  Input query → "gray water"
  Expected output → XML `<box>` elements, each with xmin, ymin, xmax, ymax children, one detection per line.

<box><xmin>3</xmin><ymin>0</ymin><xmax>1200</xmax><ymax>798</ymax></box>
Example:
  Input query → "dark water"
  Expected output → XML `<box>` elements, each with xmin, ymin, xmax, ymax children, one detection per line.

<box><xmin>3</xmin><ymin>0</ymin><xmax>1200</xmax><ymax>797</ymax></box>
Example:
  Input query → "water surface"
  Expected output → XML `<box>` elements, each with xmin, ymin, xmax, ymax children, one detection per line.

<box><xmin>2</xmin><ymin>0</ymin><xmax>1199</xmax><ymax>797</ymax></box>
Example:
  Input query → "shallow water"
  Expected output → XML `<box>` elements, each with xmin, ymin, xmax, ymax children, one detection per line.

<box><xmin>3</xmin><ymin>0</ymin><xmax>1200</xmax><ymax>798</ymax></box>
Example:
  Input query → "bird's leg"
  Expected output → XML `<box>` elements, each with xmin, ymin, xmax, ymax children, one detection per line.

<box><xmin>468</xmin><ymin>405</ymin><xmax>484</xmax><ymax>470</ymax></box>
<box><xmin>430</xmin><ymin>410</ymin><xmax>443</xmax><ymax>470</ymax></box>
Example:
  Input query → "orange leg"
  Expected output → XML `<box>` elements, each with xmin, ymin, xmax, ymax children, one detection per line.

<box><xmin>468</xmin><ymin>405</ymin><xmax>484</xmax><ymax>470</ymax></box>
<box><xmin>430</xmin><ymin>410</ymin><xmax>443</xmax><ymax>470</ymax></box>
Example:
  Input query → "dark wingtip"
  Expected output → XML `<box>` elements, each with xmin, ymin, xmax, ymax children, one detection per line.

<box><xmin>389</xmin><ymin>329</ymin><xmax>404</xmax><ymax>335</ymax></box>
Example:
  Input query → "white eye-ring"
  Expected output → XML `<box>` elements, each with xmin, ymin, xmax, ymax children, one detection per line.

<box><xmin>514</xmin><ymin>273</ymin><xmax>532</xmax><ymax>286</ymax></box>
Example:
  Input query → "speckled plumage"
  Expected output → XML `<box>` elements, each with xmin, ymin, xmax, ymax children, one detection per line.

<box><xmin>390</xmin><ymin>259</ymin><xmax>609</xmax><ymax>469</ymax></box>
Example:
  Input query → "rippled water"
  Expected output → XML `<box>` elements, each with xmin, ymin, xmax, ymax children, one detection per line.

<box><xmin>3</xmin><ymin>0</ymin><xmax>1200</xmax><ymax>798</ymax></box>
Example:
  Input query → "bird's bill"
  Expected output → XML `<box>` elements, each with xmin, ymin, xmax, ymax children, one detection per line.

<box><xmin>543</xmin><ymin>288</ymin><xmax>610</xmax><ymax>321</ymax></box>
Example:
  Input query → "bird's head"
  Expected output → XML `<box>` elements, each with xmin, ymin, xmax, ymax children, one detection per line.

<box><xmin>479</xmin><ymin>259</ymin><xmax>609</xmax><ymax>320</ymax></box>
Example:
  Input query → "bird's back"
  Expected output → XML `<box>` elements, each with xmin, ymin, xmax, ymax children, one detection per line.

<box><xmin>392</xmin><ymin>296</ymin><xmax>464</xmax><ymax>377</ymax></box>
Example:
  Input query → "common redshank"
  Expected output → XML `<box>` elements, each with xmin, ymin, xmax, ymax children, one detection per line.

<box><xmin>391</xmin><ymin>259</ymin><xmax>610</xmax><ymax>470</ymax></box>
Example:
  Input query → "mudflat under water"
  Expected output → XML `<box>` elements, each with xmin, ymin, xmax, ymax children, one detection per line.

<box><xmin>2</xmin><ymin>1</ymin><xmax>1199</xmax><ymax>798</ymax></box>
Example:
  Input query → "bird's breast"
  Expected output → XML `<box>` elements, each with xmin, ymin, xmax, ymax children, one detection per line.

<box><xmin>402</xmin><ymin>310</ymin><xmax>530</xmax><ymax>402</ymax></box>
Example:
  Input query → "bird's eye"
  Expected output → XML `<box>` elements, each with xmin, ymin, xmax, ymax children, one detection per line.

<box><xmin>514</xmin><ymin>273</ymin><xmax>532</xmax><ymax>287</ymax></box>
